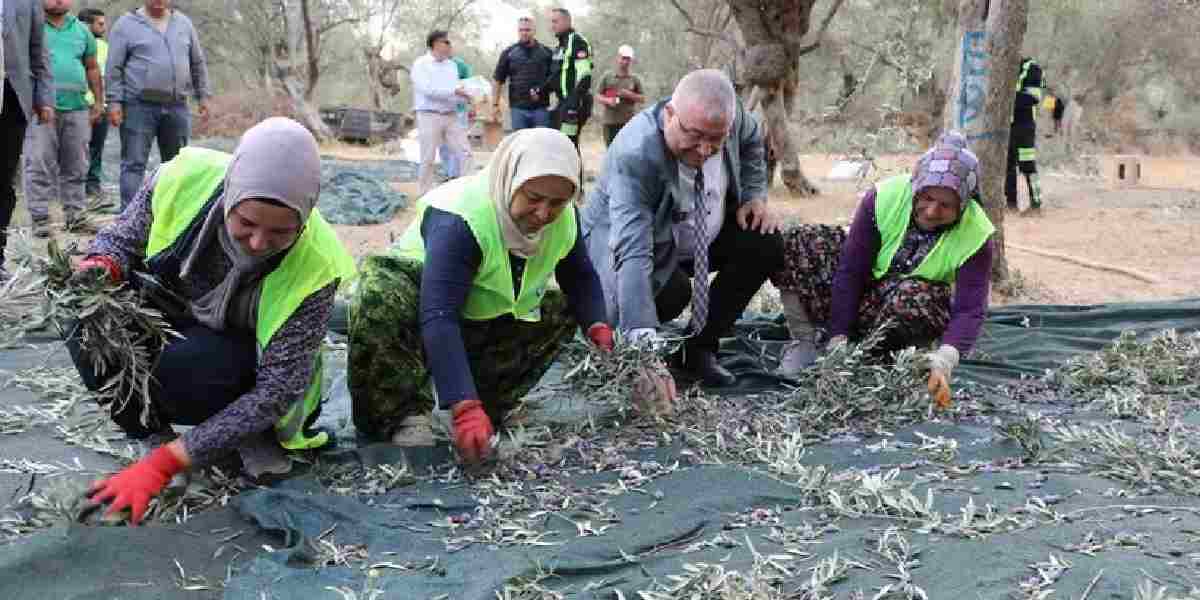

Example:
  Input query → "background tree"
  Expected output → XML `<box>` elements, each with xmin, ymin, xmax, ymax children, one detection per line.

<box><xmin>942</xmin><ymin>0</ymin><xmax>1029</xmax><ymax>282</ymax></box>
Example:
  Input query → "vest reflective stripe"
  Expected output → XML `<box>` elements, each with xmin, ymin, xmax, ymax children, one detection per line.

<box><xmin>1017</xmin><ymin>147</ymin><xmax>1037</xmax><ymax>162</ymax></box>
<box><xmin>394</xmin><ymin>172</ymin><xmax>577</xmax><ymax>322</ymax></box>
<box><xmin>146</xmin><ymin>147</ymin><xmax>356</xmax><ymax>450</ymax></box>
<box><xmin>871</xmin><ymin>174</ymin><xmax>996</xmax><ymax>284</ymax></box>
<box><xmin>559</xmin><ymin>31</ymin><xmax>592</xmax><ymax>98</ymax></box>
<box><xmin>1015</xmin><ymin>58</ymin><xmax>1042</xmax><ymax>121</ymax></box>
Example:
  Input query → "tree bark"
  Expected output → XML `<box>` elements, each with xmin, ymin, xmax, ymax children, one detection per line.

<box><xmin>941</xmin><ymin>0</ymin><xmax>1028</xmax><ymax>283</ymax></box>
<box><xmin>726</xmin><ymin>0</ymin><xmax>839</xmax><ymax>197</ymax></box>
<box><xmin>299</xmin><ymin>0</ymin><xmax>320</xmax><ymax>102</ymax></box>
<box><xmin>273</xmin><ymin>55</ymin><xmax>333</xmax><ymax>141</ymax></box>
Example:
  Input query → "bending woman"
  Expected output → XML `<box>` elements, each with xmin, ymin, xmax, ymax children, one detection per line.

<box><xmin>772</xmin><ymin>132</ymin><xmax>994</xmax><ymax>401</ymax></box>
<box><xmin>350</xmin><ymin>128</ymin><xmax>673</xmax><ymax>463</ymax></box>
<box><xmin>71</xmin><ymin>118</ymin><xmax>355</xmax><ymax>524</ymax></box>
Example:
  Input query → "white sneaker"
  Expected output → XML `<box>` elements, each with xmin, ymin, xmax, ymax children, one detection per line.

<box><xmin>390</xmin><ymin>413</ymin><xmax>435</xmax><ymax>447</ymax></box>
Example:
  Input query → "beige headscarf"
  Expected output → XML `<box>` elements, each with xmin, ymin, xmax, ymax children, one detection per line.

<box><xmin>485</xmin><ymin>128</ymin><xmax>582</xmax><ymax>258</ymax></box>
<box><xmin>179</xmin><ymin>117</ymin><xmax>322</xmax><ymax>332</ymax></box>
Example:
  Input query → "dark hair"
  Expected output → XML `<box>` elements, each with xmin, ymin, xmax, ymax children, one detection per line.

<box><xmin>426</xmin><ymin>30</ymin><xmax>449</xmax><ymax>49</ymax></box>
<box><xmin>78</xmin><ymin>7</ymin><xmax>106</xmax><ymax>23</ymax></box>
<box><xmin>551</xmin><ymin>7</ymin><xmax>570</xmax><ymax>19</ymax></box>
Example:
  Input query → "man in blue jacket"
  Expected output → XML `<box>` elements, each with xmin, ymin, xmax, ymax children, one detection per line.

<box><xmin>581</xmin><ymin>69</ymin><xmax>784</xmax><ymax>387</ymax></box>
<box><xmin>105</xmin><ymin>0</ymin><xmax>210</xmax><ymax>209</ymax></box>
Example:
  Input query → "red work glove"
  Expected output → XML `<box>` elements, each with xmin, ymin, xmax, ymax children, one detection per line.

<box><xmin>74</xmin><ymin>255</ymin><xmax>123</xmax><ymax>284</ymax></box>
<box><xmin>586</xmin><ymin>323</ymin><xmax>614</xmax><ymax>352</ymax></box>
<box><xmin>451</xmin><ymin>399</ymin><xmax>494</xmax><ymax>463</ymax></box>
<box><xmin>86</xmin><ymin>445</ymin><xmax>184</xmax><ymax>525</ymax></box>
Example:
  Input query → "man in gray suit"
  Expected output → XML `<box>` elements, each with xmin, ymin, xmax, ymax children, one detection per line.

<box><xmin>581</xmin><ymin>69</ymin><xmax>784</xmax><ymax>387</ymax></box>
<box><xmin>1</xmin><ymin>0</ymin><xmax>54</xmax><ymax>272</ymax></box>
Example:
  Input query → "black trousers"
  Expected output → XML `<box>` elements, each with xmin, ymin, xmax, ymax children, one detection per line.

<box><xmin>86</xmin><ymin>115</ymin><xmax>109</xmax><ymax>191</ymax></box>
<box><xmin>0</xmin><ymin>82</ymin><xmax>30</xmax><ymax>263</ymax></box>
<box><xmin>655</xmin><ymin>217</ymin><xmax>785</xmax><ymax>353</ymax></box>
<box><xmin>67</xmin><ymin>320</ymin><xmax>257</xmax><ymax>438</ymax></box>
<box><xmin>1005</xmin><ymin>121</ymin><xmax>1038</xmax><ymax>208</ymax></box>
<box><xmin>551</xmin><ymin>102</ymin><xmax>587</xmax><ymax>149</ymax></box>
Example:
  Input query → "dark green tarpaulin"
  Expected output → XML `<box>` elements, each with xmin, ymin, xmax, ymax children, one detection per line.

<box><xmin>2</xmin><ymin>299</ymin><xmax>1198</xmax><ymax>599</ymax></box>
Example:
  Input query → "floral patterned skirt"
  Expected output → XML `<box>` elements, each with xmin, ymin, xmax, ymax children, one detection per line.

<box><xmin>771</xmin><ymin>223</ymin><xmax>951</xmax><ymax>353</ymax></box>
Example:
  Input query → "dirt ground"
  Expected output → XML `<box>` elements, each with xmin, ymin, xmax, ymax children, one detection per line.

<box><xmin>329</xmin><ymin>141</ymin><xmax>1200</xmax><ymax>306</ymax></box>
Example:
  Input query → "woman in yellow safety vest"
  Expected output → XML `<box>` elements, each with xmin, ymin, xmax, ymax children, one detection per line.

<box><xmin>771</xmin><ymin>132</ymin><xmax>995</xmax><ymax>407</ymax></box>
<box><xmin>349</xmin><ymin>128</ymin><xmax>673</xmax><ymax>463</ymax></box>
<box><xmin>72</xmin><ymin>117</ymin><xmax>354</xmax><ymax>525</ymax></box>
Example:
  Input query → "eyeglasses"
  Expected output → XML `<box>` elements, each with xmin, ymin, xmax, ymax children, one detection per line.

<box><xmin>674</xmin><ymin>112</ymin><xmax>729</xmax><ymax>148</ymax></box>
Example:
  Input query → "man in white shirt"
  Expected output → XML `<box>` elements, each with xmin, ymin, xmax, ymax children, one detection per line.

<box><xmin>411</xmin><ymin>29</ymin><xmax>472</xmax><ymax>197</ymax></box>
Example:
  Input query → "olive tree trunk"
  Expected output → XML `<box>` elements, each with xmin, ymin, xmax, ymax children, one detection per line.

<box><xmin>726</xmin><ymin>0</ymin><xmax>835</xmax><ymax>197</ymax></box>
<box><xmin>941</xmin><ymin>0</ymin><xmax>1028</xmax><ymax>283</ymax></box>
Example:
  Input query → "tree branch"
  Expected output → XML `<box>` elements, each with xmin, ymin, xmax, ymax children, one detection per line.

<box><xmin>318</xmin><ymin>15</ymin><xmax>365</xmax><ymax>35</ymax></box>
<box><xmin>667</xmin><ymin>0</ymin><xmax>698</xmax><ymax>30</ymax></box>
<box><xmin>442</xmin><ymin>0</ymin><xmax>478</xmax><ymax>31</ymax></box>
<box><xmin>848</xmin><ymin>40</ymin><xmax>906</xmax><ymax>73</ymax></box>
<box><xmin>796</xmin><ymin>0</ymin><xmax>846</xmax><ymax>56</ymax></box>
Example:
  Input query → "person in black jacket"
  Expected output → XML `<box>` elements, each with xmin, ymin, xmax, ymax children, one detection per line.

<box><xmin>1006</xmin><ymin>57</ymin><xmax>1043</xmax><ymax>214</ymax></box>
<box><xmin>544</xmin><ymin>8</ymin><xmax>592</xmax><ymax>148</ymax></box>
<box><xmin>492</xmin><ymin>15</ymin><xmax>553</xmax><ymax>131</ymax></box>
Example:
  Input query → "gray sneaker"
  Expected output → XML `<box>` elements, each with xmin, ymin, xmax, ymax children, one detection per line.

<box><xmin>238</xmin><ymin>432</ymin><xmax>292</xmax><ymax>479</ymax></box>
<box><xmin>390</xmin><ymin>413</ymin><xmax>435</xmax><ymax>447</ymax></box>
<box><xmin>778</xmin><ymin>339</ymin><xmax>818</xmax><ymax>376</ymax></box>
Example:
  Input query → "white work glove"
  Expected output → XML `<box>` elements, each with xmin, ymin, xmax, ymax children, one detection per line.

<box><xmin>925</xmin><ymin>344</ymin><xmax>959</xmax><ymax>410</ymax></box>
<box><xmin>628</xmin><ymin>327</ymin><xmax>665</xmax><ymax>350</ymax></box>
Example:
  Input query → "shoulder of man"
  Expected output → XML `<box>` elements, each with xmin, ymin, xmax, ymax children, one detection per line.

<box><xmin>606</xmin><ymin>107</ymin><xmax>669</xmax><ymax>175</ymax></box>
<box><xmin>82</xmin><ymin>25</ymin><xmax>98</xmax><ymax>50</ymax></box>
<box><xmin>169</xmin><ymin>10</ymin><xmax>197</xmax><ymax>28</ymax></box>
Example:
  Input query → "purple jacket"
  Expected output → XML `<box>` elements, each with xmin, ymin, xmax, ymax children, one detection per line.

<box><xmin>830</xmin><ymin>190</ymin><xmax>992</xmax><ymax>352</ymax></box>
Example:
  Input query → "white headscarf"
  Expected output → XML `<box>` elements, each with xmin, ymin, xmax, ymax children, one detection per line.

<box><xmin>485</xmin><ymin>128</ymin><xmax>581</xmax><ymax>258</ymax></box>
<box><xmin>179</xmin><ymin>117</ymin><xmax>322</xmax><ymax>331</ymax></box>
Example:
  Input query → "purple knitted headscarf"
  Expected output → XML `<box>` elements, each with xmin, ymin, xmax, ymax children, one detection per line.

<box><xmin>910</xmin><ymin>130</ymin><xmax>980</xmax><ymax>216</ymax></box>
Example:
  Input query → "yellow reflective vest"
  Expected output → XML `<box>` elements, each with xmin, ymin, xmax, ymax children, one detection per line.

<box><xmin>146</xmin><ymin>147</ymin><xmax>355</xmax><ymax>449</ymax></box>
<box><xmin>395</xmin><ymin>172</ymin><xmax>576</xmax><ymax>322</ymax></box>
<box><xmin>872</xmin><ymin>174</ymin><xmax>995</xmax><ymax>284</ymax></box>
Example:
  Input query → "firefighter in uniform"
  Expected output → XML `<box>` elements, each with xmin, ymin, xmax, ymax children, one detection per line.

<box><xmin>1006</xmin><ymin>57</ymin><xmax>1044</xmax><ymax>214</ymax></box>
<box><xmin>544</xmin><ymin>7</ymin><xmax>592</xmax><ymax>149</ymax></box>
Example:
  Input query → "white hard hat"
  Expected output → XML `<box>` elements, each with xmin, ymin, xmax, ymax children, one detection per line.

<box><xmin>618</xmin><ymin>45</ymin><xmax>635</xmax><ymax>59</ymax></box>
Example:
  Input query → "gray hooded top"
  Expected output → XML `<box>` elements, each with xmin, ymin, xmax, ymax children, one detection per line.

<box><xmin>105</xmin><ymin>8</ymin><xmax>210</xmax><ymax>105</ymax></box>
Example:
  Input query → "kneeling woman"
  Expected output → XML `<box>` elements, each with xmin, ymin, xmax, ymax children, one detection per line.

<box><xmin>772</xmin><ymin>132</ymin><xmax>994</xmax><ymax>399</ymax></box>
<box><xmin>71</xmin><ymin>118</ymin><xmax>355</xmax><ymax>524</ymax></box>
<box><xmin>350</xmin><ymin>128</ymin><xmax>673</xmax><ymax>463</ymax></box>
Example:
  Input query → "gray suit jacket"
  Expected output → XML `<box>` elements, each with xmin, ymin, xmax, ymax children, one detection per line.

<box><xmin>2</xmin><ymin>0</ymin><xmax>52</xmax><ymax>118</ymax></box>
<box><xmin>580</xmin><ymin>98</ymin><xmax>767</xmax><ymax>331</ymax></box>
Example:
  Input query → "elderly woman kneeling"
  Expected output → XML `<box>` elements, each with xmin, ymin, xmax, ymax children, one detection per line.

<box><xmin>772</xmin><ymin>132</ymin><xmax>995</xmax><ymax>404</ymax></box>
<box><xmin>349</xmin><ymin>128</ymin><xmax>674</xmax><ymax>463</ymax></box>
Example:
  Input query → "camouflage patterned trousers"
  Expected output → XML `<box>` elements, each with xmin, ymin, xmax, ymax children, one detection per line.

<box><xmin>348</xmin><ymin>255</ymin><xmax>577</xmax><ymax>439</ymax></box>
<box><xmin>770</xmin><ymin>223</ymin><xmax>952</xmax><ymax>354</ymax></box>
